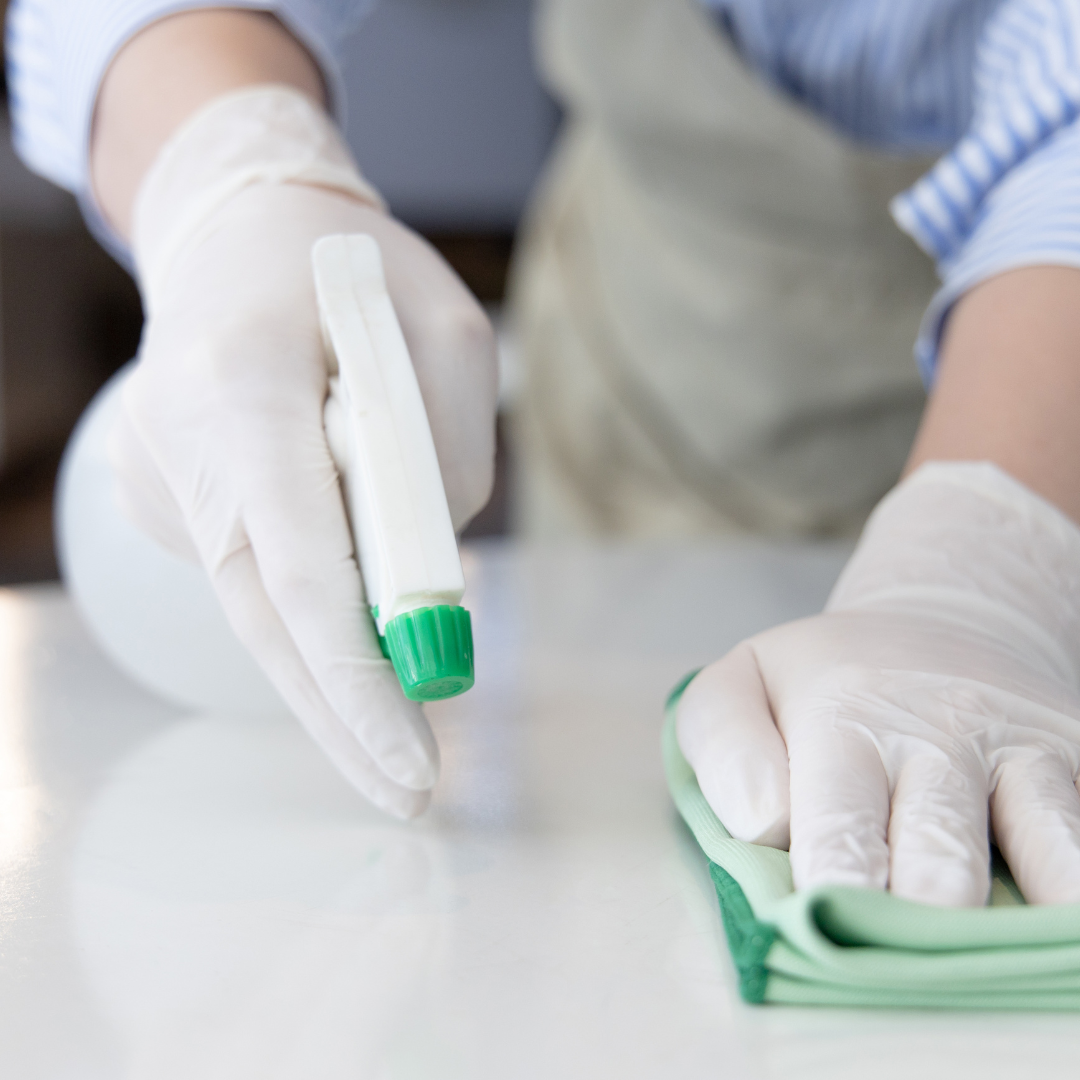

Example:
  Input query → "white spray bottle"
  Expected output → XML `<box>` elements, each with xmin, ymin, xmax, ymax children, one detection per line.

<box><xmin>314</xmin><ymin>234</ymin><xmax>473</xmax><ymax>702</ymax></box>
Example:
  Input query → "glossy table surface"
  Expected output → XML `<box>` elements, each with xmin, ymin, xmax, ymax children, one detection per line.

<box><xmin>3</xmin><ymin>541</ymin><xmax>1080</xmax><ymax>1079</ymax></box>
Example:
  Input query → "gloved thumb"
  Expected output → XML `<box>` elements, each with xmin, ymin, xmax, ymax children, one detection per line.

<box><xmin>676</xmin><ymin>643</ymin><xmax>790</xmax><ymax>849</ymax></box>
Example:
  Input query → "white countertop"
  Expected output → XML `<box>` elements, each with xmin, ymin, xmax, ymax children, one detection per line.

<box><xmin>3</xmin><ymin>541</ymin><xmax>1079</xmax><ymax>1079</ymax></box>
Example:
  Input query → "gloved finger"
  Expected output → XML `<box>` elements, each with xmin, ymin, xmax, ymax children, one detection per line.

<box><xmin>786</xmin><ymin>719</ymin><xmax>890</xmax><ymax>892</ymax></box>
<box><xmin>887</xmin><ymin>750</ymin><xmax>991</xmax><ymax>906</ymax></box>
<box><xmin>227</xmin><ymin>405</ymin><xmax>440</xmax><ymax>792</ymax></box>
<box><xmin>676</xmin><ymin>642</ymin><xmax>790</xmax><ymax>848</ymax></box>
<box><xmin>991</xmin><ymin>752</ymin><xmax>1080</xmax><ymax>904</ymax></box>
<box><xmin>108</xmin><ymin>386</ymin><xmax>201</xmax><ymax>563</ymax></box>
<box><xmin>212</xmin><ymin>541</ymin><xmax>432</xmax><ymax>819</ymax></box>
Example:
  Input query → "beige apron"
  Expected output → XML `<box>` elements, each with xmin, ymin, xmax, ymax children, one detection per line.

<box><xmin>508</xmin><ymin>0</ymin><xmax>938</xmax><ymax>538</ymax></box>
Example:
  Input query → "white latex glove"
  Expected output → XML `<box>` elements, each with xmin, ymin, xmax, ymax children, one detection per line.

<box><xmin>677</xmin><ymin>462</ymin><xmax>1080</xmax><ymax>906</ymax></box>
<box><xmin>109</xmin><ymin>87</ymin><xmax>498</xmax><ymax>818</ymax></box>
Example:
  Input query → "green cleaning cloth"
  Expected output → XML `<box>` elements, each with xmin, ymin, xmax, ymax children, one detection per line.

<box><xmin>664</xmin><ymin>673</ymin><xmax>1080</xmax><ymax>1010</ymax></box>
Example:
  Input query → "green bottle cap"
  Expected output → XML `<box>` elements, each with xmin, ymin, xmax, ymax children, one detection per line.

<box><xmin>380</xmin><ymin>605</ymin><xmax>474</xmax><ymax>702</ymax></box>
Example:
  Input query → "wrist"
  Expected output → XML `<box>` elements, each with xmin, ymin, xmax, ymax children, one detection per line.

<box><xmin>131</xmin><ymin>86</ymin><xmax>383</xmax><ymax>314</ymax></box>
<box><xmin>905</xmin><ymin>267</ymin><xmax>1080</xmax><ymax>526</ymax></box>
<box><xmin>91</xmin><ymin>10</ymin><xmax>328</xmax><ymax>241</ymax></box>
<box><xmin>827</xmin><ymin>462</ymin><xmax>1080</xmax><ymax>685</ymax></box>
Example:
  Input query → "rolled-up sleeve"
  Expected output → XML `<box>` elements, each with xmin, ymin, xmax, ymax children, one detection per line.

<box><xmin>706</xmin><ymin>0</ymin><xmax>1080</xmax><ymax>384</ymax></box>
<box><xmin>890</xmin><ymin>0</ymin><xmax>1080</xmax><ymax>381</ymax></box>
<box><xmin>5</xmin><ymin>0</ymin><xmax>369</xmax><ymax>257</ymax></box>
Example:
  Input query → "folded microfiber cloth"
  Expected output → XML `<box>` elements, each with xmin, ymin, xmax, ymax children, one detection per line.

<box><xmin>664</xmin><ymin>673</ymin><xmax>1080</xmax><ymax>1010</ymax></box>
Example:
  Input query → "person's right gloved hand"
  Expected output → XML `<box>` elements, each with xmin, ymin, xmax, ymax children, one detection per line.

<box><xmin>108</xmin><ymin>87</ymin><xmax>498</xmax><ymax>818</ymax></box>
<box><xmin>677</xmin><ymin>462</ymin><xmax>1080</xmax><ymax>906</ymax></box>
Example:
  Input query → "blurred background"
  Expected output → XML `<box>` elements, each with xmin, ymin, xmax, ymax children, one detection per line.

<box><xmin>0</xmin><ymin>0</ymin><xmax>558</xmax><ymax>584</ymax></box>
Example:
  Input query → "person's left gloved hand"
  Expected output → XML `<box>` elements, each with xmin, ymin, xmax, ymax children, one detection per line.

<box><xmin>677</xmin><ymin>462</ymin><xmax>1080</xmax><ymax>906</ymax></box>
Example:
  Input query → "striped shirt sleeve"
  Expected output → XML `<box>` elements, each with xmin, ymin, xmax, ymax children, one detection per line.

<box><xmin>890</xmin><ymin>0</ymin><xmax>1080</xmax><ymax>381</ymax></box>
<box><xmin>705</xmin><ymin>0</ymin><xmax>1080</xmax><ymax>383</ymax></box>
<box><xmin>702</xmin><ymin>0</ymin><xmax>997</xmax><ymax>154</ymax></box>
<box><xmin>4</xmin><ymin>0</ymin><xmax>370</xmax><ymax>260</ymax></box>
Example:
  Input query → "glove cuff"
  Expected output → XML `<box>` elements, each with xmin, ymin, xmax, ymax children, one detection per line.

<box><xmin>132</xmin><ymin>85</ymin><xmax>385</xmax><ymax>313</ymax></box>
<box><xmin>827</xmin><ymin>461</ymin><xmax>1080</xmax><ymax>687</ymax></box>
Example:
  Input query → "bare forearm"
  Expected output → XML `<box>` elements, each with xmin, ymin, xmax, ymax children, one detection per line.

<box><xmin>90</xmin><ymin>10</ymin><xmax>325</xmax><ymax>241</ymax></box>
<box><xmin>905</xmin><ymin>265</ymin><xmax>1080</xmax><ymax>524</ymax></box>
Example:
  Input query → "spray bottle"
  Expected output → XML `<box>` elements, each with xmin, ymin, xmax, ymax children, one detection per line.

<box><xmin>315</xmin><ymin>234</ymin><xmax>474</xmax><ymax>702</ymax></box>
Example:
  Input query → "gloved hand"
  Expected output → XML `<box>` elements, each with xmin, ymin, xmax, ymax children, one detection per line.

<box><xmin>109</xmin><ymin>87</ymin><xmax>498</xmax><ymax>818</ymax></box>
<box><xmin>677</xmin><ymin>462</ymin><xmax>1080</xmax><ymax>906</ymax></box>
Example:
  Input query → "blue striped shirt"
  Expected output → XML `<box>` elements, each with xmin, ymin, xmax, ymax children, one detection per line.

<box><xmin>7</xmin><ymin>0</ymin><xmax>1080</xmax><ymax>379</ymax></box>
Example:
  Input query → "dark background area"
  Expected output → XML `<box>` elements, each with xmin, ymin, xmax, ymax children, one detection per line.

<box><xmin>0</xmin><ymin>0</ymin><xmax>556</xmax><ymax>585</ymax></box>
